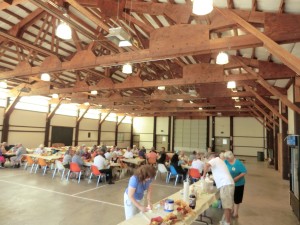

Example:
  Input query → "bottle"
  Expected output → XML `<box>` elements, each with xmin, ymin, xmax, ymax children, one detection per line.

<box><xmin>189</xmin><ymin>194</ymin><xmax>196</xmax><ymax>209</ymax></box>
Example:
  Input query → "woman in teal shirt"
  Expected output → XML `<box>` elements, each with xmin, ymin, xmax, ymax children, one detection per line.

<box><xmin>224</xmin><ymin>151</ymin><xmax>247</xmax><ymax>218</ymax></box>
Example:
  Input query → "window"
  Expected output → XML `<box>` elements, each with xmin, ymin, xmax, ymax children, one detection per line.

<box><xmin>14</xmin><ymin>96</ymin><xmax>50</xmax><ymax>112</ymax></box>
<box><xmin>119</xmin><ymin>116</ymin><xmax>132</xmax><ymax>124</ymax></box>
<box><xmin>102</xmin><ymin>112</ymin><xmax>117</xmax><ymax>122</ymax></box>
<box><xmin>0</xmin><ymin>89</ymin><xmax>7</xmax><ymax>107</ymax></box>
<box><xmin>83</xmin><ymin>109</ymin><xmax>101</xmax><ymax>120</ymax></box>
<box><xmin>53</xmin><ymin>103</ymin><xmax>78</xmax><ymax>117</ymax></box>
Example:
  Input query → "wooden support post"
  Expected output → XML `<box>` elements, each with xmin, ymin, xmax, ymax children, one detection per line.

<box><xmin>44</xmin><ymin>97</ymin><xmax>64</xmax><ymax>147</ymax></box>
<box><xmin>75</xmin><ymin>106</ymin><xmax>90</xmax><ymax>146</ymax></box>
<box><xmin>274</xmin><ymin>123</ymin><xmax>279</xmax><ymax>170</ymax></box>
<box><xmin>1</xmin><ymin>94</ymin><xmax>21</xmax><ymax>142</ymax></box>
<box><xmin>98</xmin><ymin>110</ymin><xmax>112</xmax><ymax>146</ymax></box>
<box><xmin>206</xmin><ymin>116</ymin><xmax>210</xmax><ymax>148</ymax></box>
<box><xmin>230</xmin><ymin>116</ymin><xmax>233</xmax><ymax>152</ymax></box>
<box><xmin>153</xmin><ymin>116</ymin><xmax>157</xmax><ymax>149</ymax></box>
<box><xmin>130</xmin><ymin>117</ymin><xmax>134</xmax><ymax>148</ymax></box>
<box><xmin>212</xmin><ymin>116</ymin><xmax>215</xmax><ymax>152</ymax></box>
<box><xmin>168</xmin><ymin>116</ymin><xmax>171</xmax><ymax>152</ymax></box>
<box><xmin>244</xmin><ymin>85</ymin><xmax>288</xmax><ymax>124</ymax></box>
<box><xmin>172</xmin><ymin>116</ymin><xmax>176</xmax><ymax>152</ymax></box>
<box><xmin>115</xmin><ymin>115</ymin><xmax>126</xmax><ymax>146</ymax></box>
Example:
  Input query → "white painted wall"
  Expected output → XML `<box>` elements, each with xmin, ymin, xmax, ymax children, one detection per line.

<box><xmin>133</xmin><ymin>117</ymin><xmax>154</xmax><ymax>149</ymax></box>
<box><xmin>174</xmin><ymin>119</ymin><xmax>207</xmax><ymax>152</ymax></box>
<box><xmin>101</xmin><ymin>121</ymin><xmax>116</xmax><ymax>146</ymax></box>
<box><xmin>78</xmin><ymin>118</ymin><xmax>98</xmax><ymax>146</ymax></box>
<box><xmin>233</xmin><ymin>117</ymin><xmax>264</xmax><ymax>156</ymax></box>
<box><xmin>118</xmin><ymin>123</ymin><xmax>131</xmax><ymax>148</ymax></box>
<box><xmin>215</xmin><ymin>117</ymin><xmax>230</xmax><ymax>137</ymax></box>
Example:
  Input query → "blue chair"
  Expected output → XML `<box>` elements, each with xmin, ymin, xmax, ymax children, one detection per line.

<box><xmin>168</xmin><ymin>165</ymin><xmax>183</xmax><ymax>186</ymax></box>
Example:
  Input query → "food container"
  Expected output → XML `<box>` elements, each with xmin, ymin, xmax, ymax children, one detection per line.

<box><xmin>164</xmin><ymin>199</ymin><xmax>174</xmax><ymax>212</ymax></box>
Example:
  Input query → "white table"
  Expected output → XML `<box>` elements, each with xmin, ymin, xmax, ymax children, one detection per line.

<box><xmin>122</xmin><ymin>158</ymin><xmax>145</xmax><ymax>166</ymax></box>
<box><xmin>118</xmin><ymin>184</ymin><xmax>218</xmax><ymax>225</ymax></box>
<box><xmin>25</xmin><ymin>154</ymin><xmax>63</xmax><ymax>161</ymax></box>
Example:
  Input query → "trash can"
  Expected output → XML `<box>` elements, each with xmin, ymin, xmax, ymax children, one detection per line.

<box><xmin>257</xmin><ymin>151</ymin><xmax>264</xmax><ymax>161</ymax></box>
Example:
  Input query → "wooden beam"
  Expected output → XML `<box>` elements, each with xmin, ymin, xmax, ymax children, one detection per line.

<box><xmin>248</xmin><ymin>98</ymin><xmax>279</xmax><ymax>127</ymax></box>
<box><xmin>216</xmin><ymin>8</ymin><xmax>300</xmax><ymax>75</ymax></box>
<box><xmin>75</xmin><ymin>105</ymin><xmax>90</xmax><ymax>146</ymax></box>
<box><xmin>244</xmin><ymin>85</ymin><xmax>288</xmax><ymax>124</ymax></box>
<box><xmin>248</xmin><ymin>106</ymin><xmax>273</xmax><ymax>129</ymax></box>
<box><xmin>48</xmin><ymin>97</ymin><xmax>64</xmax><ymax>120</ymax></box>
<box><xmin>117</xmin><ymin>115</ymin><xmax>126</xmax><ymax>126</ymax></box>
<box><xmin>236</xmin><ymin>57</ymin><xmax>300</xmax><ymax>115</ymax></box>
<box><xmin>99</xmin><ymin>110</ymin><xmax>112</xmax><ymax>125</ymax></box>
<box><xmin>249</xmin><ymin>110</ymin><xmax>270</xmax><ymax>131</ymax></box>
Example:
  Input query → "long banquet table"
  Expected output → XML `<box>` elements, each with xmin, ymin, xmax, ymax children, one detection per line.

<box><xmin>117</xmin><ymin>184</ymin><xmax>219</xmax><ymax>225</ymax></box>
<box><xmin>25</xmin><ymin>154</ymin><xmax>63</xmax><ymax>161</ymax></box>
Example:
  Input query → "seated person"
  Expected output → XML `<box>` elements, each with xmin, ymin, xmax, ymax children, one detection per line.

<box><xmin>191</xmin><ymin>153</ymin><xmax>205</xmax><ymax>174</ymax></box>
<box><xmin>132</xmin><ymin>145</ymin><xmax>139</xmax><ymax>155</ymax></box>
<box><xmin>82</xmin><ymin>147</ymin><xmax>91</xmax><ymax>161</ymax></box>
<box><xmin>138</xmin><ymin>147</ymin><xmax>146</xmax><ymax>159</ymax></box>
<box><xmin>110</xmin><ymin>152</ymin><xmax>120</xmax><ymax>163</ymax></box>
<box><xmin>10</xmin><ymin>144</ymin><xmax>26</xmax><ymax>168</ymax></box>
<box><xmin>157</xmin><ymin>147</ymin><xmax>167</xmax><ymax>164</ymax></box>
<box><xmin>62</xmin><ymin>149</ymin><xmax>72</xmax><ymax>168</ymax></box>
<box><xmin>147</xmin><ymin>149</ymin><xmax>158</xmax><ymax>163</ymax></box>
<box><xmin>178</xmin><ymin>150</ymin><xmax>189</xmax><ymax>165</ymax></box>
<box><xmin>72</xmin><ymin>150</ymin><xmax>84</xmax><ymax>169</ymax></box>
<box><xmin>124</xmin><ymin>147</ymin><xmax>133</xmax><ymax>159</ymax></box>
<box><xmin>78</xmin><ymin>144</ymin><xmax>85</xmax><ymax>156</ymax></box>
<box><xmin>170</xmin><ymin>153</ymin><xmax>187</xmax><ymax>180</ymax></box>
<box><xmin>34</xmin><ymin>144</ymin><xmax>45</xmax><ymax>155</ymax></box>
<box><xmin>116</xmin><ymin>148</ymin><xmax>123</xmax><ymax>156</ymax></box>
<box><xmin>104</xmin><ymin>149</ymin><xmax>112</xmax><ymax>161</ymax></box>
<box><xmin>189</xmin><ymin>151</ymin><xmax>197</xmax><ymax>161</ymax></box>
<box><xmin>93</xmin><ymin>149</ymin><xmax>114</xmax><ymax>184</ymax></box>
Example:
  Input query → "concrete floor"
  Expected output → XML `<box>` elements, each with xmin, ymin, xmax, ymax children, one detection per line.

<box><xmin>0</xmin><ymin>157</ymin><xmax>298</xmax><ymax>225</ymax></box>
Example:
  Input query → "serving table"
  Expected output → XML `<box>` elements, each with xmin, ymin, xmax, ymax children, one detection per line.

<box><xmin>118</xmin><ymin>184</ymin><xmax>218</xmax><ymax>225</ymax></box>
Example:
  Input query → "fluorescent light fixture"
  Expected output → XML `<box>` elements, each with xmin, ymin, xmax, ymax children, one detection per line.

<box><xmin>106</xmin><ymin>27</ymin><xmax>132</xmax><ymax>47</ymax></box>
<box><xmin>55</xmin><ymin>21</ymin><xmax>72</xmax><ymax>40</ymax></box>
<box><xmin>192</xmin><ymin>0</ymin><xmax>213</xmax><ymax>15</ymax></box>
<box><xmin>91</xmin><ymin>90</ymin><xmax>98</xmax><ymax>95</ymax></box>
<box><xmin>52</xmin><ymin>93</ymin><xmax>59</xmax><ymax>99</ymax></box>
<box><xmin>41</xmin><ymin>73</ymin><xmax>51</xmax><ymax>81</ymax></box>
<box><xmin>199</xmin><ymin>107</ymin><xmax>203</xmax><ymax>110</ymax></box>
<box><xmin>122</xmin><ymin>63</ymin><xmax>132</xmax><ymax>74</ymax></box>
<box><xmin>158</xmin><ymin>86</ymin><xmax>165</xmax><ymax>90</ymax></box>
<box><xmin>119</xmin><ymin>40</ymin><xmax>132</xmax><ymax>47</ymax></box>
<box><xmin>0</xmin><ymin>81</ymin><xmax>7</xmax><ymax>89</ymax></box>
<box><xmin>177</xmin><ymin>99</ymin><xmax>183</xmax><ymax>101</ymax></box>
<box><xmin>217</xmin><ymin>112</ymin><xmax>222</xmax><ymax>116</ymax></box>
<box><xmin>216</xmin><ymin>52</ymin><xmax>229</xmax><ymax>65</ymax></box>
<box><xmin>227</xmin><ymin>81</ymin><xmax>236</xmax><ymax>89</ymax></box>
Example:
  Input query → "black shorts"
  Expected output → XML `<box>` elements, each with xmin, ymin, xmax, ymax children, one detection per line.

<box><xmin>234</xmin><ymin>185</ymin><xmax>244</xmax><ymax>204</ymax></box>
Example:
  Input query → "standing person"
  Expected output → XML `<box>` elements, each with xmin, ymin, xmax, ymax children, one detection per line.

<box><xmin>203</xmin><ymin>153</ymin><xmax>234</xmax><ymax>225</ymax></box>
<box><xmin>124</xmin><ymin>165</ymin><xmax>156</xmax><ymax>220</ymax></box>
<box><xmin>224</xmin><ymin>151</ymin><xmax>247</xmax><ymax>218</ymax></box>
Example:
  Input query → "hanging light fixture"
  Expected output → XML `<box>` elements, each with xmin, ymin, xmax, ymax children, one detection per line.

<box><xmin>190</xmin><ymin>100</ymin><xmax>193</xmax><ymax>104</ymax></box>
<box><xmin>41</xmin><ymin>73</ymin><xmax>51</xmax><ymax>81</ymax></box>
<box><xmin>227</xmin><ymin>81</ymin><xmax>236</xmax><ymax>89</ymax></box>
<box><xmin>158</xmin><ymin>86</ymin><xmax>165</xmax><ymax>90</ymax></box>
<box><xmin>216</xmin><ymin>52</ymin><xmax>229</xmax><ymax>65</ymax></box>
<box><xmin>122</xmin><ymin>63</ymin><xmax>132</xmax><ymax>74</ymax></box>
<box><xmin>177</xmin><ymin>99</ymin><xmax>183</xmax><ymax>102</ymax></box>
<box><xmin>56</xmin><ymin>20</ymin><xmax>72</xmax><ymax>40</ymax></box>
<box><xmin>91</xmin><ymin>90</ymin><xmax>98</xmax><ymax>95</ymax></box>
<box><xmin>199</xmin><ymin>107</ymin><xmax>203</xmax><ymax>110</ymax></box>
<box><xmin>52</xmin><ymin>93</ymin><xmax>59</xmax><ymax>99</ymax></box>
<box><xmin>192</xmin><ymin>0</ymin><xmax>213</xmax><ymax>16</ymax></box>
<box><xmin>0</xmin><ymin>81</ymin><xmax>7</xmax><ymax>89</ymax></box>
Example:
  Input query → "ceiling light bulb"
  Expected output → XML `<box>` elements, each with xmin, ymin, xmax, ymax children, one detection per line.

<box><xmin>216</xmin><ymin>52</ymin><xmax>229</xmax><ymax>65</ymax></box>
<box><xmin>41</xmin><ymin>73</ymin><xmax>51</xmax><ymax>81</ymax></box>
<box><xmin>56</xmin><ymin>21</ymin><xmax>72</xmax><ymax>40</ymax></box>
<box><xmin>91</xmin><ymin>90</ymin><xmax>98</xmax><ymax>95</ymax></box>
<box><xmin>199</xmin><ymin>107</ymin><xmax>203</xmax><ymax>110</ymax></box>
<box><xmin>52</xmin><ymin>93</ymin><xmax>59</xmax><ymax>99</ymax></box>
<box><xmin>158</xmin><ymin>86</ymin><xmax>165</xmax><ymax>90</ymax></box>
<box><xmin>227</xmin><ymin>81</ymin><xmax>236</xmax><ymax>89</ymax></box>
<box><xmin>177</xmin><ymin>99</ymin><xmax>183</xmax><ymax>102</ymax></box>
<box><xmin>0</xmin><ymin>81</ymin><xmax>7</xmax><ymax>89</ymax></box>
<box><xmin>190</xmin><ymin>100</ymin><xmax>193</xmax><ymax>104</ymax></box>
<box><xmin>119</xmin><ymin>40</ymin><xmax>132</xmax><ymax>47</ymax></box>
<box><xmin>192</xmin><ymin>0</ymin><xmax>213</xmax><ymax>15</ymax></box>
<box><xmin>235</xmin><ymin>105</ymin><xmax>241</xmax><ymax>109</ymax></box>
<box><xmin>122</xmin><ymin>63</ymin><xmax>132</xmax><ymax>74</ymax></box>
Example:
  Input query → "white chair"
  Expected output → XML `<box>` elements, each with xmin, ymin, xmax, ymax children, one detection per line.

<box><xmin>52</xmin><ymin>160</ymin><xmax>66</xmax><ymax>180</ymax></box>
<box><xmin>155</xmin><ymin>164</ymin><xmax>169</xmax><ymax>182</ymax></box>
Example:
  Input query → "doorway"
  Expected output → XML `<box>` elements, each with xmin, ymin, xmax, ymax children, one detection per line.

<box><xmin>215</xmin><ymin>137</ymin><xmax>230</xmax><ymax>153</ymax></box>
<box><xmin>51</xmin><ymin>126</ymin><xmax>73</xmax><ymax>146</ymax></box>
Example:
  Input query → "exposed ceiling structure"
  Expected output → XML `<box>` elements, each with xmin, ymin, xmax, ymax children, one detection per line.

<box><xmin>0</xmin><ymin>0</ymin><xmax>300</xmax><ymax>122</ymax></box>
